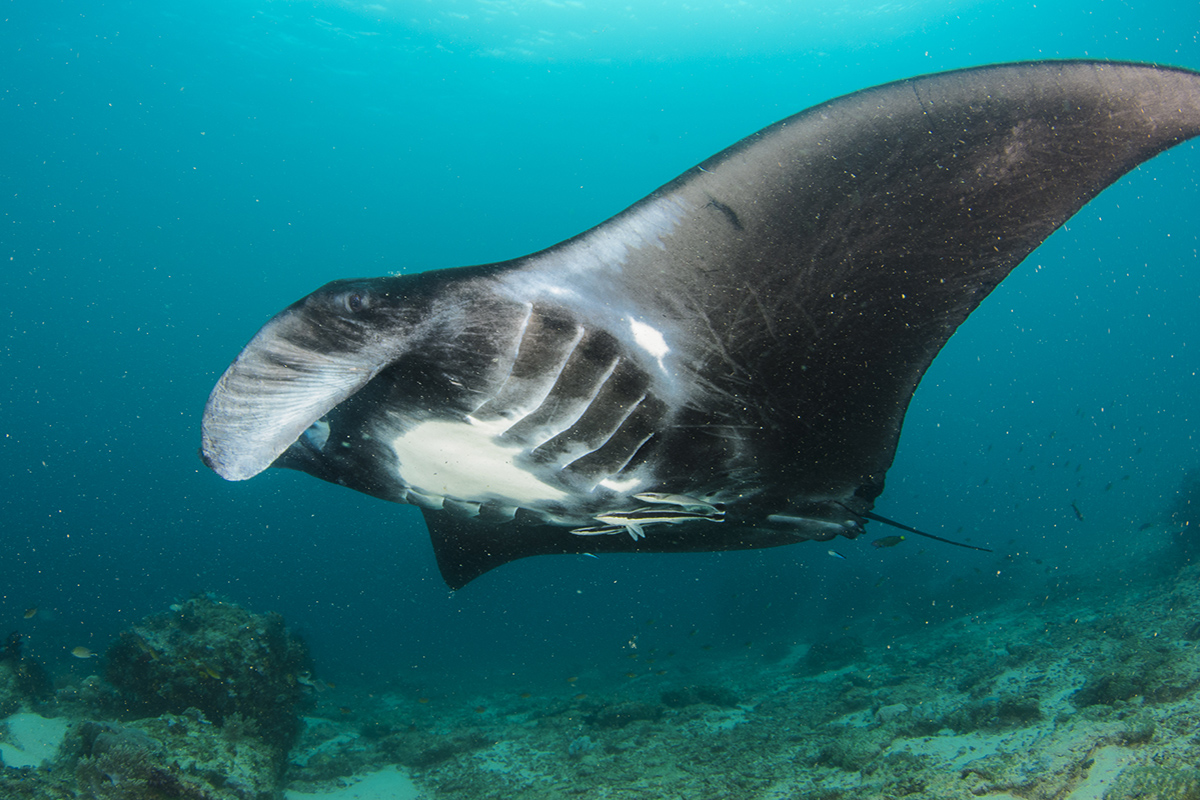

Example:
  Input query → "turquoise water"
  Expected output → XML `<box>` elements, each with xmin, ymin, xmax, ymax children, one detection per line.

<box><xmin>4</xmin><ymin>0</ymin><xmax>1199</xmax><ymax>700</ymax></box>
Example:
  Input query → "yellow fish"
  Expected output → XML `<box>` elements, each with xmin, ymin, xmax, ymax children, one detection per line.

<box><xmin>72</xmin><ymin>646</ymin><xmax>96</xmax><ymax>659</ymax></box>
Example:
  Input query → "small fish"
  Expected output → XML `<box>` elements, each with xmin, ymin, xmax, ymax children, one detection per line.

<box><xmin>571</xmin><ymin>525</ymin><xmax>626</xmax><ymax>537</ymax></box>
<box><xmin>23</xmin><ymin>607</ymin><xmax>37</xmax><ymax>619</ymax></box>
<box><xmin>1070</xmin><ymin>501</ymin><xmax>1084</xmax><ymax>521</ymax></box>
<box><xmin>1138</xmin><ymin>522</ymin><xmax>1153</xmax><ymax>532</ymax></box>
<box><xmin>566</xmin><ymin>676</ymin><xmax>579</xmax><ymax>684</ymax></box>
<box><xmin>633</xmin><ymin>492</ymin><xmax>723</xmax><ymax>514</ymax></box>
<box><xmin>597</xmin><ymin>508</ymin><xmax>725</xmax><ymax>525</ymax></box>
<box><xmin>71</xmin><ymin>646</ymin><xmax>96</xmax><ymax>659</ymax></box>
<box><xmin>295</xmin><ymin>671</ymin><xmax>328</xmax><ymax>692</ymax></box>
<box><xmin>417</xmin><ymin>697</ymin><xmax>430</xmax><ymax>704</ymax></box>
<box><xmin>201</xmin><ymin>664</ymin><xmax>221</xmax><ymax>679</ymax></box>
<box><xmin>578</xmin><ymin>506</ymin><xmax>724</xmax><ymax>541</ymax></box>
<box><xmin>871</xmin><ymin>535</ymin><xmax>906</xmax><ymax>549</ymax></box>
<box><xmin>827</xmin><ymin>550</ymin><xmax>846</xmax><ymax>559</ymax></box>
<box><xmin>519</xmin><ymin>692</ymin><xmax>532</xmax><ymax>699</ymax></box>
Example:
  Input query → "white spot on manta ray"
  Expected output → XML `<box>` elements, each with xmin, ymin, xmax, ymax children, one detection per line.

<box><xmin>628</xmin><ymin>317</ymin><xmax>669</xmax><ymax>372</ymax></box>
<box><xmin>503</xmin><ymin>193</ymin><xmax>693</xmax><ymax>303</ymax></box>
<box><xmin>390</xmin><ymin>416</ymin><xmax>568</xmax><ymax>507</ymax></box>
<box><xmin>599</xmin><ymin>475</ymin><xmax>642</xmax><ymax>494</ymax></box>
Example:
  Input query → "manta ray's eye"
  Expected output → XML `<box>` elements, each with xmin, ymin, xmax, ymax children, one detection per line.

<box><xmin>344</xmin><ymin>292</ymin><xmax>369</xmax><ymax>313</ymax></box>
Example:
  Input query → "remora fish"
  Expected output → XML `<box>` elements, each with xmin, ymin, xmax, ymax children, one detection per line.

<box><xmin>580</xmin><ymin>506</ymin><xmax>726</xmax><ymax>540</ymax></box>
<box><xmin>202</xmin><ymin>61</ymin><xmax>1200</xmax><ymax>589</ymax></box>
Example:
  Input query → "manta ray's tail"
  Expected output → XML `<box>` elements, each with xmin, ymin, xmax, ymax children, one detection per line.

<box><xmin>863</xmin><ymin>511</ymin><xmax>993</xmax><ymax>553</ymax></box>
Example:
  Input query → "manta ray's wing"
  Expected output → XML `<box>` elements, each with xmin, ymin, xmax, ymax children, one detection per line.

<box><xmin>501</xmin><ymin>60</ymin><xmax>1200</xmax><ymax>501</ymax></box>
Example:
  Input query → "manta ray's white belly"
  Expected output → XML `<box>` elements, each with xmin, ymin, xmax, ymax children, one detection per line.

<box><xmin>389</xmin><ymin>416</ymin><xmax>568</xmax><ymax>507</ymax></box>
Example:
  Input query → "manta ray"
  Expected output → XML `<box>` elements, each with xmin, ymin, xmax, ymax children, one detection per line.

<box><xmin>202</xmin><ymin>60</ymin><xmax>1200</xmax><ymax>588</ymax></box>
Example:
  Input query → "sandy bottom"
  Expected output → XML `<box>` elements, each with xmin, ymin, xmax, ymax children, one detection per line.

<box><xmin>285</xmin><ymin>765</ymin><xmax>424</xmax><ymax>800</ymax></box>
<box><xmin>286</xmin><ymin>555</ymin><xmax>1200</xmax><ymax>799</ymax></box>
<box><xmin>0</xmin><ymin>711</ymin><xmax>71</xmax><ymax>768</ymax></box>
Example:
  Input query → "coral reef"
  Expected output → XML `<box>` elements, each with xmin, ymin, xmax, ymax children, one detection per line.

<box><xmin>0</xmin><ymin>632</ymin><xmax>51</xmax><ymax>714</ymax></box>
<box><xmin>275</xmin><ymin>558</ymin><xmax>1200</xmax><ymax>800</ymax></box>
<box><xmin>1</xmin><ymin>597</ymin><xmax>317</xmax><ymax>799</ymax></box>
<box><xmin>17</xmin><ymin>552</ymin><xmax>1200</xmax><ymax>799</ymax></box>
<box><xmin>585</xmin><ymin>700</ymin><xmax>663</xmax><ymax>729</ymax></box>
<box><xmin>390</xmin><ymin>731</ymin><xmax>493</xmax><ymax>770</ymax></box>
<box><xmin>796</xmin><ymin>635</ymin><xmax>865</xmax><ymax>674</ymax></box>
<box><xmin>102</xmin><ymin>595</ymin><xmax>312</xmax><ymax>758</ymax></box>
<box><xmin>1108</xmin><ymin>766</ymin><xmax>1200</xmax><ymax>800</ymax></box>
<box><xmin>660</xmin><ymin>684</ymin><xmax>739</xmax><ymax>709</ymax></box>
<box><xmin>72</xmin><ymin>713</ymin><xmax>278</xmax><ymax>800</ymax></box>
<box><xmin>1071</xmin><ymin>628</ymin><xmax>1200</xmax><ymax>708</ymax></box>
<box><xmin>0</xmin><ymin>768</ymin><xmax>78</xmax><ymax>800</ymax></box>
